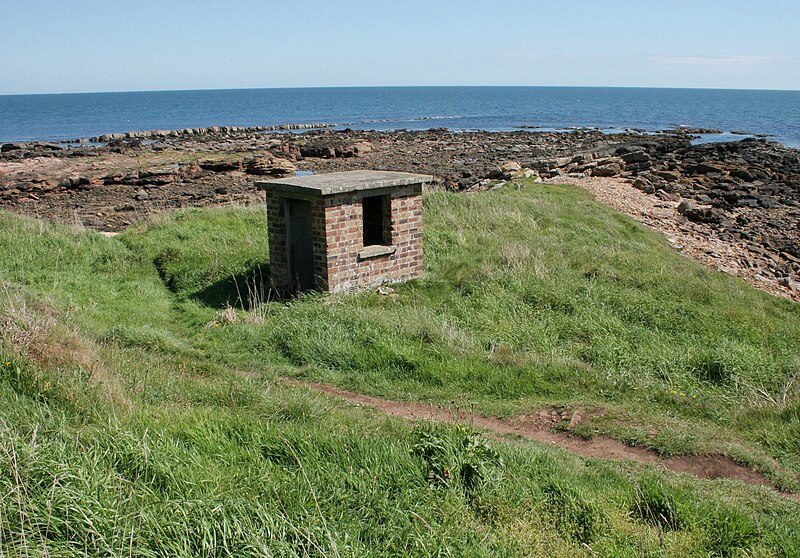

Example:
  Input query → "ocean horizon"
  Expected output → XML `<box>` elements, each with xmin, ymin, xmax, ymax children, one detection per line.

<box><xmin>2</xmin><ymin>85</ymin><xmax>799</xmax><ymax>147</ymax></box>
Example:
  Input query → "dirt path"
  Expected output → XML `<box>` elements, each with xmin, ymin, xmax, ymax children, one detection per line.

<box><xmin>282</xmin><ymin>379</ymin><xmax>799</xmax><ymax>499</ymax></box>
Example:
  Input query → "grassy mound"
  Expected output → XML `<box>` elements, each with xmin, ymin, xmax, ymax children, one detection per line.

<box><xmin>1</xmin><ymin>181</ymin><xmax>798</xmax><ymax>556</ymax></box>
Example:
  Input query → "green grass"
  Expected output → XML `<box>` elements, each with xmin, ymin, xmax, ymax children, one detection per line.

<box><xmin>1</xmin><ymin>181</ymin><xmax>799</xmax><ymax>556</ymax></box>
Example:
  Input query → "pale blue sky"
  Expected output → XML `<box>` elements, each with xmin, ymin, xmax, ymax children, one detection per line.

<box><xmin>2</xmin><ymin>0</ymin><xmax>798</xmax><ymax>94</ymax></box>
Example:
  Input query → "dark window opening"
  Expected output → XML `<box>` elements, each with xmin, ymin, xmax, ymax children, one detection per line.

<box><xmin>362</xmin><ymin>195</ymin><xmax>391</xmax><ymax>246</ymax></box>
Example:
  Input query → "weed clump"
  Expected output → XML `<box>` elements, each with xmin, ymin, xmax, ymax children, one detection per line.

<box><xmin>541</xmin><ymin>481</ymin><xmax>605</xmax><ymax>545</ymax></box>
<box><xmin>690</xmin><ymin>350</ymin><xmax>734</xmax><ymax>385</ymax></box>
<box><xmin>412</xmin><ymin>425</ymin><xmax>503</xmax><ymax>499</ymax></box>
<box><xmin>631</xmin><ymin>477</ymin><xmax>685</xmax><ymax>531</ymax></box>
<box><xmin>701</xmin><ymin>505</ymin><xmax>760</xmax><ymax>557</ymax></box>
<box><xmin>630</xmin><ymin>477</ymin><xmax>761</xmax><ymax>556</ymax></box>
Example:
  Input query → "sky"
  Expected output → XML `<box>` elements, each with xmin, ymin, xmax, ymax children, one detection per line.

<box><xmin>1</xmin><ymin>0</ymin><xmax>799</xmax><ymax>94</ymax></box>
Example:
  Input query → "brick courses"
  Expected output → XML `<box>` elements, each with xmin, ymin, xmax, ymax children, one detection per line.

<box><xmin>258</xmin><ymin>171</ymin><xmax>429</xmax><ymax>293</ymax></box>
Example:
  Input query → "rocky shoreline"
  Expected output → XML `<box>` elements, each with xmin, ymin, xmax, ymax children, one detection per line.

<box><xmin>1</xmin><ymin>126</ymin><xmax>798</xmax><ymax>300</ymax></box>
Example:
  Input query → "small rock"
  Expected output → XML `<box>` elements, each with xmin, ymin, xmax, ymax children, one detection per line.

<box><xmin>591</xmin><ymin>162</ymin><xmax>622</xmax><ymax>177</ymax></box>
<box><xmin>199</xmin><ymin>159</ymin><xmax>242</xmax><ymax>172</ymax></box>
<box><xmin>633</xmin><ymin>178</ymin><xmax>655</xmax><ymax>193</ymax></box>
<box><xmin>488</xmin><ymin>160</ymin><xmax>522</xmax><ymax>179</ymax></box>
<box><xmin>653</xmin><ymin>170</ymin><xmax>681</xmax><ymax>182</ymax></box>
<box><xmin>685</xmin><ymin>162</ymin><xmax>724</xmax><ymax>175</ymax></box>
<box><xmin>621</xmin><ymin>151</ymin><xmax>651</xmax><ymax>164</ymax></box>
<box><xmin>677</xmin><ymin>200</ymin><xmax>721</xmax><ymax>224</ymax></box>
<box><xmin>519</xmin><ymin>168</ymin><xmax>541</xmax><ymax>180</ymax></box>
<box><xmin>778</xmin><ymin>277</ymin><xmax>799</xmax><ymax>291</ymax></box>
<box><xmin>245</xmin><ymin>156</ymin><xmax>296</xmax><ymax>177</ymax></box>
<box><xmin>346</xmin><ymin>141</ymin><xmax>373</xmax><ymax>157</ymax></box>
<box><xmin>656</xmin><ymin>190</ymin><xmax>681</xmax><ymax>202</ymax></box>
<box><xmin>1</xmin><ymin>143</ymin><xmax>24</xmax><ymax>153</ymax></box>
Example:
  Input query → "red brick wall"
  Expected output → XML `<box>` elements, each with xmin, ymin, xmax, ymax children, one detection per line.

<box><xmin>309</xmin><ymin>196</ymin><xmax>329</xmax><ymax>289</ymax></box>
<box><xmin>265</xmin><ymin>192</ymin><xmax>289</xmax><ymax>290</ymax></box>
<box><xmin>325</xmin><ymin>184</ymin><xmax>423</xmax><ymax>292</ymax></box>
<box><xmin>265</xmin><ymin>183</ymin><xmax>424</xmax><ymax>293</ymax></box>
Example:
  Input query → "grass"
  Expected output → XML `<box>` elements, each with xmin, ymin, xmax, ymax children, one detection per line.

<box><xmin>1</xmin><ymin>180</ymin><xmax>799</xmax><ymax>556</ymax></box>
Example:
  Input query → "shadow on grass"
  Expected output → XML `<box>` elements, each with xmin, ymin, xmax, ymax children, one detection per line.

<box><xmin>191</xmin><ymin>263</ymin><xmax>272</xmax><ymax>309</ymax></box>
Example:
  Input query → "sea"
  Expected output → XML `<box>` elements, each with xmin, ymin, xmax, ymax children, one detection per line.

<box><xmin>1</xmin><ymin>86</ymin><xmax>799</xmax><ymax>148</ymax></box>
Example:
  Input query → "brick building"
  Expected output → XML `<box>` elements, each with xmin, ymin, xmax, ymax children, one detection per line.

<box><xmin>256</xmin><ymin>170</ymin><xmax>431</xmax><ymax>293</ymax></box>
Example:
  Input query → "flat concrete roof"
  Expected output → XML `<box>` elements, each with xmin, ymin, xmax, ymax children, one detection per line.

<box><xmin>256</xmin><ymin>170</ymin><xmax>433</xmax><ymax>196</ymax></box>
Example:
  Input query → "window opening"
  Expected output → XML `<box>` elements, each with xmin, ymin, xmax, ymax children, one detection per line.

<box><xmin>362</xmin><ymin>195</ymin><xmax>390</xmax><ymax>246</ymax></box>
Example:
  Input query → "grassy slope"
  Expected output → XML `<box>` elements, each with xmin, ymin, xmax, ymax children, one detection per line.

<box><xmin>1</xmin><ymin>181</ymin><xmax>799</xmax><ymax>556</ymax></box>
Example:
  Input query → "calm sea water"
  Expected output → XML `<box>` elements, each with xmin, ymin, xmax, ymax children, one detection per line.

<box><xmin>1</xmin><ymin>86</ymin><xmax>799</xmax><ymax>147</ymax></box>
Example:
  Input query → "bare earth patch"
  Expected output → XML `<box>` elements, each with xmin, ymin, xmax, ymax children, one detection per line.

<box><xmin>283</xmin><ymin>379</ymin><xmax>799</xmax><ymax>499</ymax></box>
<box><xmin>551</xmin><ymin>175</ymin><xmax>799</xmax><ymax>301</ymax></box>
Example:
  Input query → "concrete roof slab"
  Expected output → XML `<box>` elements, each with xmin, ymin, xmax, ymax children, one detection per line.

<box><xmin>256</xmin><ymin>170</ymin><xmax>433</xmax><ymax>196</ymax></box>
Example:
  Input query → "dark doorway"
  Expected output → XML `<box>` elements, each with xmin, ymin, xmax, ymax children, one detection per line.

<box><xmin>285</xmin><ymin>198</ymin><xmax>315</xmax><ymax>291</ymax></box>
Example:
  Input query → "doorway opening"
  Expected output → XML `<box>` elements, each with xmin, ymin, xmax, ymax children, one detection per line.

<box><xmin>285</xmin><ymin>198</ymin><xmax>315</xmax><ymax>291</ymax></box>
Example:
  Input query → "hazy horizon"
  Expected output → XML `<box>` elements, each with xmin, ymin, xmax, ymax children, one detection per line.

<box><xmin>3</xmin><ymin>84</ymin><xmax>800</xmax><ymax>98</ymax></box>
<box><xmin>3</xmin><ymin>0</ymin><xmax>798</xmax><ymax>95</ymax></box>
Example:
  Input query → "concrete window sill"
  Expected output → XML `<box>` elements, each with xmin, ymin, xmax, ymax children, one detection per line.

<box><xmin>357</xmin><ymin>245</ymin><xmax>397</xmax><ymax>260</ymax></box>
